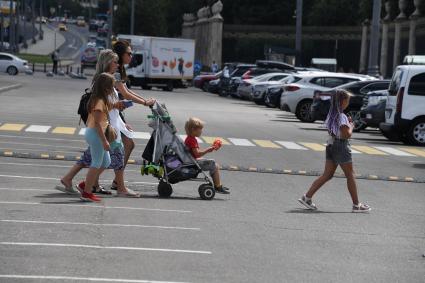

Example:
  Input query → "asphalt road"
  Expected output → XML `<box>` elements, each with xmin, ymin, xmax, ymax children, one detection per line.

<box><xmin>47</xmin><ymin>23</ymin><xmax>88</xmax><ymax>62</ymax></box>
<box><xmin>0</xmin><ymin>73</ymin><xmax>424</xmax><ymax>282</ymax></box>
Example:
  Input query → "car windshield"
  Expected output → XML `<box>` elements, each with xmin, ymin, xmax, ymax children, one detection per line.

<box><xmin>388</xmin><ymin>69</ymin><xmax>404</xmax><ymax>96</ymax></box>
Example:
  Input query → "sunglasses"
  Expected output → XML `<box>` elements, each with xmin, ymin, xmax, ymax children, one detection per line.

<box><xmin>126</xmin><ymin>52</ymin><xmax>133</xmax><ymax>56</ymax></box>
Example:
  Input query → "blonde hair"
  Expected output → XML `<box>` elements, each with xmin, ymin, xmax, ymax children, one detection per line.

<box><xmin>185</xmin><ymin>117</ymin><xmax>204</xmax><ymax>136</ymax></box>
<box><xmin>92</xmin><ymin>49</ymin><xmax>118</xmax><ymax>83</ymax></box>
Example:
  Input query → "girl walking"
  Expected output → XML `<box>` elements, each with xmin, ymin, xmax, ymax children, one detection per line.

<box><xmin>79</xmin><ymin>73</ymin><xmax>115</xmax><ymax>202</ymax></box>
<box><xmin>298</xmin><ymin>89</ymin><xmax>371</xmax><ymax>213</ymax></box>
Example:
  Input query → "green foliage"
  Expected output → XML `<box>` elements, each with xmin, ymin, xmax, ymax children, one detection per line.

<box><xmin>18</xmin><ymin>53</ymin><xmax>51</xmax><ymax>64</ymax></box>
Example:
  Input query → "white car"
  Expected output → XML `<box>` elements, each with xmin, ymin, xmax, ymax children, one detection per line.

<box><xmin>380</xmin><ymin>65</ymin><xmax>425</xmax><ymax>146</ymax></box>
<box><xmin>280</xmin><ymin>73</ymin><xmax>375</xmax><ymax>122</ymax></box>
<box><xmin>237</xmin><ymin>72</ymin><xmax>289</xmax><ymax>100</ymax></box>
<box><xmin>0</xmin><ymin>52</ymin><xmax>29</xmax><ymax>75</ymax></box>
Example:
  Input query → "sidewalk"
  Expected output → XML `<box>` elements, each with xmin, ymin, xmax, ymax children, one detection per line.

<box><xmin>20</xmin><ymin>25</ymin><xmax>66</xmax><ymax>56</ymax></box>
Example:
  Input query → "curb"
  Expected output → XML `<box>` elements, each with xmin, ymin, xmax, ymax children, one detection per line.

<box><xmin>0</xmin><ymin>83</ymin><xmax>22</xmax><ymax>94</ymax></box>
<box><xmin>1</xmin><ymin>150</ymin><xmax>424</xmax><ymax>184</ymax></box>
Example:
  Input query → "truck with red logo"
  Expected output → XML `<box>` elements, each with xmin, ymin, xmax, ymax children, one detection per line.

<box><xmin>117</xmin><ymin>35</ymin><xmax>195</xmax><ymax>91</ymax></box>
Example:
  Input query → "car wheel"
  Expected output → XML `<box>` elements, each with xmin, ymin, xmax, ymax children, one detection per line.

<box><xmin>202</xmin><ymin>82</ymin><xmax>209</xmax><ymax>92</ymax></box>
<box><xmin>165</xmin><ymin>81</ymin><xmax>174</xmax><ymax>92</ymax></box>
<box><xmin>406</xmin><ymin>118</ymin><xmax>425</xmax><ymax>146</ymax></box>
<box><xmin>218</xmin><ymin>89</ymin><xmax>228</xmax><ymax>97</ymax></box>
<box><xmin>7</xmin><ymin>66</ymin><xmax>18</xmax><ymax>76</ymax></box>
<box><xmin>347</xmin><ymin>110</ymin><xmax>367</xmax><ymax>132</ymax></box>
<box><xmin>295</xmin><ymin>100</ymin><xmax>315</xmax><ymax>122</ymax></box>
<box><xmin>264</xmin><ymin>94</ymin><xmax>275</xmax><ymax>108</ymax></box>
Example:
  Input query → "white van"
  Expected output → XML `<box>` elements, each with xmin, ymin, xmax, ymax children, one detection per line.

<box><xmin>379</xmin><ymin>65</ymin><xmax>425</xmax><ymax>146</ymax></box>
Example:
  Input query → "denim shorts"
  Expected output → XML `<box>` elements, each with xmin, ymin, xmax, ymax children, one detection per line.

<box><xmin>197</xmin><ymin>159</ymin><xmax>217</xmax><ymax>176</ymax></box>
<box><xmin>326</xmin><ymin>139</ymin><xmax>352</xmax><ymax>165</ymax></box>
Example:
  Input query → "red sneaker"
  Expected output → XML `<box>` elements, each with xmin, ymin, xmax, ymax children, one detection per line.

<box><xmin>80</xmin><ymin>192</ymin><xmax>101</xmax><ymax>202</ymax></box>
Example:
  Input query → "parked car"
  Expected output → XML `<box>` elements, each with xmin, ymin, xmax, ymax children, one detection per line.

<box><xmin>310</xmin><ymin>80</ymin><xmax>390</xmax><ymax>130</ymax></box>
<box><xmin>263</xmin><ymin>75</ymin><xmax>304</xmax><ymax>108</ymax></box>
<box><xmin>76</xmin><ymin>16</ymin><xmax>86</xmax><ymax>27</ymax></box>
<box><xmin>380</xmin><ymin>65</ymin><xmax>425</xmax><ymax>146</ymax></box>
<box><xmin>217</xmin><ymin>64</ymin><xmax>255</xmax><ymax>97</ymax></box>
<box><xmin>208</xmin><ymin>78</ymin><xmax>220</xmax><ymax>94</ymax></box>
<box><xmin>0</xmin><ymin>52</ymin><xmax>29</xmax><ymax>75</ymax></box>
<box><xmin>237</xmin><ymin>73</ymin><xmax>289</xmax><ymax>100</ymax></box>
<box><xmin>194</xmin><ymin>72</ymin><xmax>221</xmax><ymax>91</ymax></box>
<box><xmin>360</xmin><ymin>90</ymin><xmax>389</xmax><ymax>129</ymax></box>
<box><xmin>280</xmin><ymin>73</ymin><xmax>374</xmax><ymax>122</ymax></box>
<box><xmin>97</xmin><ymin>24</ymin><xmax>109</xmax><ymax>37</ymax></box>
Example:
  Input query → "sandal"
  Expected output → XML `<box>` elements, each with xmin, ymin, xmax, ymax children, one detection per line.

<box><xmin>110</xmin><ymin>180</ymin><xmax>118</xmax><ymax>190</ymax></box>
<box><xmin>352</xmin><ymin>203</ymin><xmax>371</xmax><ymax>213</ymax></box>
<box><xmin>92</xmin><ymin>185</ymin><xmax>112</xmax><ymax>195</ymax></box>
<box><xmin>55</xmin><ymin>180</ymin><xmax>80</xmax><ymax>195</ymax></box>
<box><xmin>116</xmin><ymin>188</ymin><xmax>141</xmax><ymax>198</ymax></box>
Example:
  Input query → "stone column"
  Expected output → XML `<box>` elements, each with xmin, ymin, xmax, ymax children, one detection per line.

<box><xmin>380</xmin><ymin>1</ymin><xmax>392</xmax><ymax>78</ymax></box>
<box><xmin>195</xmin><ymin>7</ymin><xmax>209</xmax><ymax>67</ymax></box>
<box><xmin>408</xmin><ymin>0</ymin><xmax>423</xmax><ymax>55</ymax></box>
<box><xmin>182</xmin><ymin>13</ymin><xmax>196</xmax><ymax>39</ymax></box>
<box><xmin>208</xmin><ymin>0</ymin><xmax>223</xmax><ymax>68</ymax></box>
<box><xmin>359</xmin><ymin>19</ymin><xmax>370</xmax><ymax>73</ymax></box>
<box><xmin>393</xmin><ymin>0</ymin><xmax>407</xmax><ymax>70</ymax></box>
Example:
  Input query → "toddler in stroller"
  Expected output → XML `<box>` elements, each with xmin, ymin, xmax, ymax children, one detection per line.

<box><xmin>141</xmin><ymin>102</ymin><xmax>228</xmax><ymax>200</ymax></box>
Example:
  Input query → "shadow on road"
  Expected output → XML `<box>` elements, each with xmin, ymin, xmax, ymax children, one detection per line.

<box><xmin>286</xmin><ymin>208</ymin><xmax>352</xmax><ymax>214</ymax></box>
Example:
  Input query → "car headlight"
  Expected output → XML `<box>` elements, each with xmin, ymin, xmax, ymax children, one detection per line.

<box><xmin>368</xmin><ymin>96</ymin><xmax>387</xmax><ymax>106</ymax></box>
<box><xmin>269</xmin><ymin>87</ymin><xmax>281</xmax><ymax>93</ymax></box>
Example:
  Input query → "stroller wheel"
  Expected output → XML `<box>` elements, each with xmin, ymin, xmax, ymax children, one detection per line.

<box><xmin>158</xmin><ymin>180</ymin><xmax>173</xmax><ymax>198</ymax></box>
<box><xmin>198</xmin><ymin>184</ymin><xmax>215</xmax><ymax>200</ymax></box>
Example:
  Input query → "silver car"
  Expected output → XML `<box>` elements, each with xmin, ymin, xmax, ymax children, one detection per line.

<box><xmin>237</xmin><ymin>73</ymin><xmax>289</xmax><ymax>100</ymax></box>
<box><xmin>0</xmin><ymin>52</ymin><xmax>29</xmax><ymax>75</ymax></box>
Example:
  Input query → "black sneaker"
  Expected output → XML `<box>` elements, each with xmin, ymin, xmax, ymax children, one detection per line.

<box><xmin>215</xmin><ymin>186</ymin><xmax>230</xmax><ymax>194</ymax></box>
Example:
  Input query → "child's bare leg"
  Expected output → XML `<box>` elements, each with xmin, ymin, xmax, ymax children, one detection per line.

<box><xmin>61</xmin><ymin>164</ymin><xmax>84</xmax><ymax>187</ymax></box>
<box><xmin>122</xmin><ymin>135</ymin><xmax>135</xmax><ymax>167</ymax></box>
<box><xmin>339</xmin><ymin>162</ymin><xmax>359</xmax><ymax>205</ymax></box>
<box><xmin>211</xmin><ymin>165</ymin><xmax>221</xmax><ymax>188</ymax></box>
<box><xmin>306</xmin><ymin>160</ymin><xmax>337</xmax><ymax>198</ymax></box>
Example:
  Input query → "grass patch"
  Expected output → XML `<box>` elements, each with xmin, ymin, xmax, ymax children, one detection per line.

<box><xmin>17</xmin><ymin>53</ymin><xmax>51</xmax><ymax>64</ymax></box>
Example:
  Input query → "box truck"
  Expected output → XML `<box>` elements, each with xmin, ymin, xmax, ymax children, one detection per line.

<box><xmin>117</xmin><ymin>35</ymin><xmax>195</xmax><ymax>91</ymax></box>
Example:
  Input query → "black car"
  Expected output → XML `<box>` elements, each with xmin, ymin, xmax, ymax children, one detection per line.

<box><xmin>360</xmin><ymin>90</ymin><xmax>388</xmax><ymax>128</ymax></box>
<box><xmin>217</xmin><ymin>64</ymin><xmax>255</xmax><ymax>97</ymax></box>
<box><xmin>310</xmin><ymin>80</ymin><xmax>390</xmax><ymax>131</ymax></box>
<box><xmin>263</xmin><ymin>75</ymin><xmax>303</xmax><ymax>108</ymax></box>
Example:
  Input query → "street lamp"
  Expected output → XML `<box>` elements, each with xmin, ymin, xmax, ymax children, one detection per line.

<box><xmin>367</xmin><ymin>0</ymin><xmax>382</xmax><ymax>77</ymax></box>
<box><xmin>295</xmin><ymin>0</ymin><xmax>303</xmax><ymax>67</ymax></box>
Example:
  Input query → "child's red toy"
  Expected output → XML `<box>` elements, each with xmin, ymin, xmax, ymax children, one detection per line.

<box><xmin>212</xmin><ymin>139</ymin><xmax>222</xmax><ymax>150</ymax></box>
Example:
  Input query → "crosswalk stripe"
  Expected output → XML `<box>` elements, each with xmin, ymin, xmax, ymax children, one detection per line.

<box><xmin>25</xmin><ymin>125</ymin><xmax>51</xmax><ymax>133</ymax></box>
<box><xmin>202</xmin><ymin>136</ymin><xmax>230</xmax><ymax>145</ymax></box>
<box><xmin>228</xmin><ymin>138</ymin><xmax>255</xmax><ymax>147</ymax></box>
<box><xmin>275</xmin><ymin>141</ymin><xmax>308</xmax><ymax>150</ymax></box>
<box><xmin>253</xmin><ymin>140</ymin><xmax>281</xmax><ymax>148</ymax></box>
<box><xmin>351</xmin><ymin>146</ymin><xmax>388</xmax><ymax>155</ymax></box>
<box><xmin>133</xmin><ymin>132</ymin><xmax>151</xmax><ymax>140</ymax></box>
<box><xmin>399</xmin><ymin>147</ymin><xmax>425</xmax><ymax>158</ymax></box>
<box><xmin>0</xmin><ymin>123</ymin><xmax>26</xmax><ymax>131</ymax></box>
<box><xmin>51</xmin><ymin>127</ymin><xmax>76</xmax><ymax>135</ymax></box>
<box><xmin>300</xmin><ymin>143</ymin><xmax>326</xmax><ymax>151</ymax></box>
<box><xmin>374</xmin><ymin>146</ymin><xmax>415</xmax><ymax>156</ymax></box>
<box><xmin>79</xmin><ymin>128</ymin><xmax>86</xmax><ymax>135</ymax></box>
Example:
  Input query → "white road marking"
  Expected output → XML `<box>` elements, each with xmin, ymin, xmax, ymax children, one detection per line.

<box><xmin>0</xmin><ymin>275</ymin><xmax>190</xmax><ymax>283</ymax></box>
<box><xmin>0</xmin><ymin>188</ymin><xmax>53</xmax><ymax>192</ymax></box>
<box><xmin>0</xmin><ymin>220</ymin><xmax>200</xmax><ymax>231</ymax></box>
<box><xmin>228</xmin><ymin>138</ymin><xmax>255</xmax><ymax>146</ymax></box>
<box><xmin>374</xmin><ymin>146</ymin><xmax>415</xmax><ymax>157</ymax></box>
<box><xmin>0</xmin><ymin>134</ymin><xmax>85</xmax><ymax>143</ymax></box>
<box><xmin>78</xmin><ymin>128</ymin><xmax>86</xmax><ymax>135</ymax></box>
<box><xmin>275</xmin><ymin>141</ymin><xmax>308</xmax><ymax>150</ymax></box>
<box><xmin>25</xmin><ymin>125</ymin><xmax>51</xmax><ymax>133</ymax></box>
<box><xmin>0</xmin><ymin>141</ymin><xmax>86</xmax><ymax>150</ymax></box>
<box><xmin>0</xmin><ymin>162</ymin><xmax>71</xmax><ymax>168</ymax></box>
<box><xmin>0</xmin><ymin>202</ymin><xmax>192</xmax><ymax>213</ymax></box>
<box><xmin>0</xmin><ymin>242</ymin><xmax>211</xmax><ymax>254</ymax></box>
<box><xmin>133</xmin><ymin>131</ymin><xmax>151</xmax><ymax>139</ymax></box>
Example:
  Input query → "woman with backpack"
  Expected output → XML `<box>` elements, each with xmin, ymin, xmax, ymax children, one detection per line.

<box><xmin>56</xmin><ymin>49</ymin><xmax>155</xmax><ymax>197</ymax></box>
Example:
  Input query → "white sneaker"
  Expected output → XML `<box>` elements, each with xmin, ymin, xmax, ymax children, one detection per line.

<box><xmin>352</xmin><ymin>203</ymin><xmax>371</xmax><ymax>213</ymax></box>
<box><xmin>298</xmin><ymin>195</ymin><xmax>317</xmax><ymax>210</ymax></box>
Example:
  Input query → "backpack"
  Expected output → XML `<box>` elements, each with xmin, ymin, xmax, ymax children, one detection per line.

<box><xmin>77</xmin><ymin>88</ymin><xmax>92</xmax><ymax>125</ymax></box>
